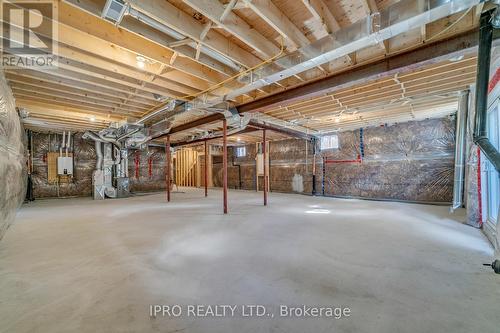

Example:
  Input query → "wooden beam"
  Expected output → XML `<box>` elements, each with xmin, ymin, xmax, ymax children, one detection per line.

<box><xmin>0</xmin><ymin>7</ymin><xmax>214</xmax><ymax>91</ymax></box>
<box><xmin>56</xmin><ymin>2</ymin><xmax>227</xmax><ymax>84</ymax></box>
<box><xmin>244</xmin><ymin>0</ymin><xmax>309</xmax><ymax>48</ymax></box>
<box><xmin>9</xmin><ymin>66</ymin><xmax>160</xmax><ymax>102</ymax></box>
<box><xmin>10</xmin><ymin>83</ymin><xmax>148</xmax><ymax>112</ymax></box>
<box><xmin>5</xmin><ymin>69</ymin><xmax>158</xmax><ymax>108</ymax></box>
<box><xmin>16</xmin><ymin>100</ymin><xmax>123</xmax><ymax>123</ymax></box>
<box><xmin>301</xmin><ymin>0</ymin><xmax>340</xmax><ymax>34</ymax></box>
<box><xmin>183</xmin><ymin>0</ymin><xmax>280</xmax><ymax>59</ymax></box>
<box><xmin>59</xmin><ymin>0</ymin><xmax>239</xmax><ymax>82</ymax></box>
<box><xmin>5</xmin><ymin>73</ymin><xmax>155</xmax><ymax>109</ymax></box>
<box><xmin>360</xmin><ymin>0</ymin><xmax>389</xmax><ymax>52</ymax></box>
<box><xmin>237</xmin><ymin>29</ymin><xmax>483</xmax><ymax>113</ymax></box>
<box><xmin>13</xmin><ymin>91</ymin><xmax>141</xmax><ymax>116</ymax></box>
<box><xmin>300</xmin><ymin>0</ymin><xmax>353</xmax><ymax>63</ymax></box>
<box><xmin>124</xmin><ymin>0</ymin><xmax>261</xmax><ymax>67</ymax></box>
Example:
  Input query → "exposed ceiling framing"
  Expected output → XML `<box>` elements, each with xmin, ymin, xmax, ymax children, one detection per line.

<box><xmin>0</xmin><ymin>0</ymin><xmax>486</xmax><ymax>141</ymax></box>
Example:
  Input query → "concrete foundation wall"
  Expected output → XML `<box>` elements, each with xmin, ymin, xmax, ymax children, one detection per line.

<box><xmin>0</xmin><ymin>70</ymin><xmax>26</xmax><ymax>239</ymax></box>
<box><xmin>215</xmin><ymin>117</ymin><xmax>455</xmax><ymax>203</ymax></box>
<box><xmin>31</xmin><ymin>132</ymin><xmax>166</xmax><ymax>198</ymax></box>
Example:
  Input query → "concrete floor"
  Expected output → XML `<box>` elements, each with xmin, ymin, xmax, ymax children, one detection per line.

<box><xmin>1</xmin><ymin>188</ymin><xmax>499</xmax><ymax>333</ymax></box>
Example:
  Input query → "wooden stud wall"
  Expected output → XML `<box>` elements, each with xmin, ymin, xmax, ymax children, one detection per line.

<box><xmin>175</xmin><ymin>148</ymin><xmax>198</xmax><ymax>187</ymax></box>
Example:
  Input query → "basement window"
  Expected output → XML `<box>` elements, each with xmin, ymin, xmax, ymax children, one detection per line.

<box><xmin>235</xmin><ymin>146</ymin><xmax>246</xmax><ymax>157</ymax></box>
<box><xmin>320</xmin><ymin>134</ymin><xmax>339</xmax><ymax>150</ymax></box>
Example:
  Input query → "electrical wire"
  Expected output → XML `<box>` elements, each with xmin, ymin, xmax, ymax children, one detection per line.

<box><xmin>424</xmin><ymin>7</ymin><xmax>473</xmax><ymax>43</ymax></box>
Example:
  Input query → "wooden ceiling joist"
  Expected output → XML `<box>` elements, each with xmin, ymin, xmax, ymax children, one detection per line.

<box><xmin>5</xmin><ymin>74</ymin><xmax>155</xmax><ymax>111</ymax></box>
<box><xmin>2</xmin><ymin>0</ymin><xmax>483</xmax><ymax>134</ymax></box>
<box><xmin>123</xmin><ymin>0</ymin><xmax>261</xmax><ymax>68</ymax></box>
<box><xmin>10</xmin><ymin>84</ymin><xmax>148</xmax><ymax>113</ymax></box>
<box><xmin>5</xmin><ymin>69</ymin><xmax>157</xmax><ymax>107</ymax></box>
<box><xmin>182</xmin><ymin>0</ymin><xmax>281</xmax><ymax>59</ymax></box>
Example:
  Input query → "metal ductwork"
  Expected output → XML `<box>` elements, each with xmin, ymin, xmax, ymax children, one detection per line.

<box><xmin>102</xmin><ymin>0</ymin><xmax>128</xmax><ymax>25</ymax></box>
<box><xmin>135</xmin><ymin>0</ymin><xmax>482</xmax><ymax>146</ymax></box>
<box><xmin>177</xmin><ymin>0</ymin><xmax>483</xmax><ymax>110</ymax></box>
<box><xmin>473</xmin><ymin>10</ymin><xmax>500</xmax><ymax>173</ymax></box>
<box><xmin>83</xmin><ymin>123</ymin><xmax>149</xmax><ymax>200</ymax></box>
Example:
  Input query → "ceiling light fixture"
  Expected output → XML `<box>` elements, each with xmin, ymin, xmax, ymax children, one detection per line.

<box><xmin>89</xmin><ymin>115</ymin><xmax>96</xmax><ymax>122</ymax></box>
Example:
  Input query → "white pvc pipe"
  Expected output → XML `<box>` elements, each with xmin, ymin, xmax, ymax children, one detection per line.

<box><xmin>67</xmin><ymin>131</ymin><xmax>71</xmax><ymax>149</ymax></box>
<box><xmin>61</xmin><ymin>131</ymin><xmax>65</xmax><ymax>157</ymax></box>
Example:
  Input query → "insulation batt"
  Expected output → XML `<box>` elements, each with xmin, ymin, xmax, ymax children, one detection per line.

<box><xmin>0</xmin><ymin>69</ymin><xmax>26</xmax><ymax>239</ymax></box>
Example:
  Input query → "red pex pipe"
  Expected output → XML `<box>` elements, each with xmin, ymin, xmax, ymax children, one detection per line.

<box><xmin>134</xmin><ymin>151</ymin><xmax>140</xmax><ymax>179</ymax></box>
<box><xmin>488</xmin><ymin>67</ymin><xmax>500</xmax><ymax>93</ymax></box>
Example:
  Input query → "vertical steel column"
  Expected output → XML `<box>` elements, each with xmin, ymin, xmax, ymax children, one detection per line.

<box><xmin>223</xmin><ymin>119</ymin><xmax>228</xmax><ymax>214</ymax></box>
<box><xmin>263</xmin><ymin>129</ymin><xmax>267</xmax><ymax>206</ymax></box>
<box><xmin>166</xmin><ymin>135</ymin><xmax>171</xmax><ymax>202</ymax></box>
<box><xmin>204</xmin><ymin>140</ymin><xmax>208</xmax><ymax>197</ymax></box>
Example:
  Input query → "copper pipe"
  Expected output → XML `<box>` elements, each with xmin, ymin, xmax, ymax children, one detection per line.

<box><xmin>204</xmin><ymin>140</ymin><xmax>208</xmax><ymax>197</ymax></box>
<box><xmin>166</xmin><ymin>135</ymin><xmax>171</xmax><ymax>202</ymax></box>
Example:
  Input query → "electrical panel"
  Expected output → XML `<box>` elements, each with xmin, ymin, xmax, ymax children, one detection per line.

<box><xmin>57</xmin><ymin>157</ymin><xmax>73</xmax><ymax>175</ymax></box>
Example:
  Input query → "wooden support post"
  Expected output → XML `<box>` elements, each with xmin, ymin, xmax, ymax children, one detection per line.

<box><xmin>263</xmin><ymin>129</ymin><xmax>267</xmax><ymax>206</ymax></box>
<box><xmin>204</xmin><ymin>140</ymin><xmax>208</xmax><ymax>197</ymax></box>
<box><xmin>166</xmin><ymin>135</ymin><xmax>171</xmax><ymax>202</ymax></box>
<box><xmin>223</xmin><ymin>119</ymin><xmax>228</xmax><ymax>214</ymax></box>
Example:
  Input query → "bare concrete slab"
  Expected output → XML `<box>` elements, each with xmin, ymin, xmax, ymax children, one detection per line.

<box><xmin>0</xmin><ymin>189</ymin><xmax>498</xmax><ymax>333</ymax></box>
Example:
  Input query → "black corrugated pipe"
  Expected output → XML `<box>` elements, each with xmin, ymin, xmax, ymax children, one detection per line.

<box><xmin>474</xmin><ymin>11</ymin><xmax>500</xmax><ymax>173</ymax></box>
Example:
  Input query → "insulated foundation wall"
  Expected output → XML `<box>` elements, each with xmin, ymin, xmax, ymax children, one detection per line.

<box><xmin>318</xmin><ymin>118</ymin><xmax>455</xmax><ymax>202</ymax></box>
<box><xmin>212</xmin><ymin>140</ymin><xmax>313</xmax><ymax>194</ymax></box>
<box><xmin>128</xmin><ymin>147</ymin><xmax>166</xmax><ymax>193</ymax></box>
<box><xmin>215</xmin><ymin>117</ymin><xmax>455</xmax><ymax>203</ymax></box>
<box><xmin>32</xmin><ymin>132</ymin><xmax>95</xmax><ymax>198</ymax></box>
<box><xmin>0</xmin><ymin>70</ymin><xmax>26</xmax><ymax>239</ymax></box>
<box><xmin>31</xmin><ymin>132</ymin><xmax>166</xmax><ymax>198</ymax></box>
